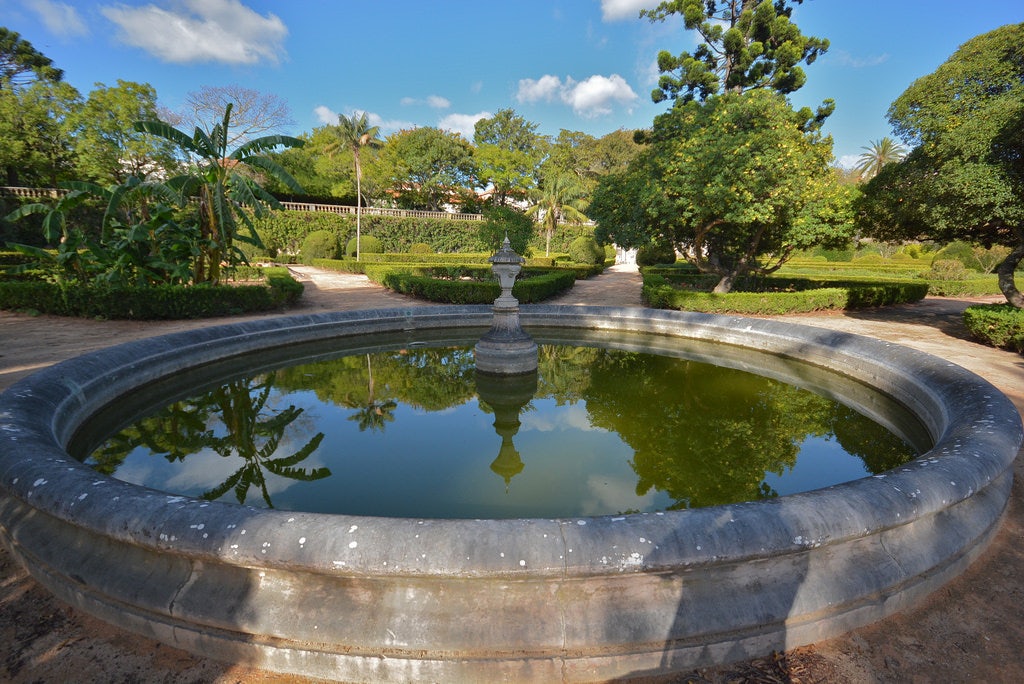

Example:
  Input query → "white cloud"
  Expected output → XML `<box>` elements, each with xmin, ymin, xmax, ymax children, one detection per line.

<box><xmin>516</xmin><ymin>73</ymin><xmax>639</xmax><ymax>118</ymax></box>
<box><xmin>600</xmin><ymin>0</ymin><xmax>659</xmax><ymax>21</ymax></box>
<box><xmin>438</xmin><ymin>111</ymin><xmax>491</xmax><ymax>139</ymax></box>
<box><xmin>400</xmin><ymin>95</ymin><xmax>452</xmax><ymax>109</ymax></box>
<box><xmin>516</xmin><ymin>74</ymin><xmax>563</xmax><ymax>103</ymax></box>
<box><xmin>426</xmin><ymin>95</ymin><xmax>451</xmax><ymax>109</ymax></box>
<box><xmin>25</xmin><ymin>0</ymin><xmax>88</xmax><ymax>36</ymax></box>
<box><xmin>101</xmin><ymin>0</ymin><xmax>287</xmax><ymax>65</ymax></box>
<box><xmin>313</xmin><ymin>105</ymin><xmax>338</xmax><ymax>125</ymax></box>
<box><xmin>834</xmin><ymin>50</ymin><xmax>890</xmax><ymax>68</ymax></box>
<box><xmin>837</xmin><ymin>154</ymin><xmax>860</xmax><ymax>170</ymax></box>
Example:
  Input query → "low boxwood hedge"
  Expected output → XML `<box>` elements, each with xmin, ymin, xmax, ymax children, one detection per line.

<box><xmin>380</xmin><ymin>269</ymin><xmax>576</xmax><ymax>304</ymax></box>
<box><xmin>0</xmin><ymin>267</ymin><xmax>302</xmax><ymax>319</ymax></box>
<box><xmin>642</xmin><ymin>274</ymin><xmax>929</xmax><ymax>314</ymax></box>
<box><xmin>963</xmin><ymin>304</ymin><xmax>1024</xmax><ymax>353</ymax></box>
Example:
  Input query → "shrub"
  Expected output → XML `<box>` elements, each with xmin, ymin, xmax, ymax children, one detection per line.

<box><xmin>964</xmin><ymin>304</ymin><xmax>1024</xmax><ymax>353</ymax></box>
<box><xmin>642</xmin><ymin>273</ymin><xmax>928</xmax><ymax>314</ymax></box>
<box><xmin>345</xmin><ymin>234</ymin><xmax>383</xmax><ymax>257</ymax></box>
<box><xmin>932</xmin><ymin>241</ymin><xmax>981</xmax><ymax>271</ymax></box>
<box><xmin>924</xmin><ymin>259</ymin><xmax>971</xmax><ymax>281</ymax></box>
<box><xmin>636</xmin><ymin>242</ymin><xmax>677</xmax><ymax>267</ymax></box>
<box><xmin>569</xmin><ymin>236</ymin><xmax>604</xmax><ymax>265</ymax></box>
<box><xmin>0</xmin><ymin>268</ymin><xmax>302</xmax><ymax>319</ymax></box>
<box><xmin>409</xmin><ymin>242</ymin><xmax>433</xmax><ymax>254</ymax></box>
<box><xmin>380</xmin><ymin>269</ymin><xmax>575</xmax><ymax>304</ymax></box>
<box><xmin>301</xmin><ymin>230</ymin><xmax>340</xmax><ymax>260</ymax></box>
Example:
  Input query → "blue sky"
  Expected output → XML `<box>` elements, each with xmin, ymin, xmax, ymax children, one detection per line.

<box><xmin>2</xmin><ymin>0</ymin><xmax>1021</xmax><ymax>166</ymax></box>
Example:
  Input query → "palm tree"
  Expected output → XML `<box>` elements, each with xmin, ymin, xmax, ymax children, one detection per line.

<box><xmin>328</xmin><ymin>112</ymin><xmax>382</xmax><ymax>261</ymax></box>
<box><xmin>135</xmin><ymin>103</ymin><xmax>304</xmax><ymax>284</ymax></box>
<box><xmin>855</xmin><ymin>137</ymin><xmax>908</xmax><ymax>181</ymax></box>
<box><xmin>527</xmin><ymin>172</ymin><xmax>588</xmax><ymax>256</ymax></box>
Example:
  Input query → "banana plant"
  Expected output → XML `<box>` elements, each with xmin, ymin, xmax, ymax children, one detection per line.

<box><xmin>134</xmin><ymin>103</ymin><xmax>304</xmax><ymax>284</ymax></box>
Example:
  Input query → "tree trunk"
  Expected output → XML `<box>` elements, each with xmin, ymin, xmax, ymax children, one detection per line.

<box><xmin>995</xmin><ymin>232</ymin><xmax>1024</xmax><ymax>308</ymax></box>
<box><xmin>712</xmin><ymin>273</ymin><xmax>735</xmax><ymax>294</ymax></box>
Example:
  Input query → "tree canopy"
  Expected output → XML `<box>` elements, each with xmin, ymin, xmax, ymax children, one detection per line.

<box><xmin>371</xmin><ymin>127</ymin><xmax>478</xmax><ymax>211</ymax></box>
<box><xmin>857</xmin><ymin>23</ymin><xmax>1024</xmax><ymax>305</ymax></box>
<box><xmin>0</xmin><ymin>27</ymin><xmax>63</xmax><ymax>89</ymax></box>
<box><xmin>642</xmin><ymin>0</ymin><xmax>829</xmax><ymax>104</ymax></box>
<box><xmin>592</xmin><ymin>90</ymin><xmax>851</xmax><ymax>291</ymax></box>
<box><xmin>473</xmin><ymin>108</ymin><xmax>545</xmax><ymax>206</ymax></box>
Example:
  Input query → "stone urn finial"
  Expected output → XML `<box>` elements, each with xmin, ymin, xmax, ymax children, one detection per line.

<box><xmin>474</xmin><ymin>237</ymin><xmax>538</xmax><ymax>375</ymax></box>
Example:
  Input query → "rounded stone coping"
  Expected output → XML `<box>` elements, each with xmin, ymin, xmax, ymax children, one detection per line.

<box><xmin>0</xmin><ymin>305</ymin><xmax>1020</xmax><ymax>681</ymax></box>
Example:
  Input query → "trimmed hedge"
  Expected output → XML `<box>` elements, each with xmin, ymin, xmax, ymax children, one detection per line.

<box><xmin>380</xmin><ymin>269</ymin><xmax>577</xmax><ymax>304</ymax></box>
<box><xmin>0</xmin><ymin>267</ymin><xmax>302</xmax><ymax>319</ymax></box>
<box><xmin>642</xmin><ymin>274</ymin><xmax>929</xmax><ymax>314</ymax></box>
<box><xmin>963</xmin><ymin>304</ymin><xmax>1024</xmax><ymax>353</ymax></box>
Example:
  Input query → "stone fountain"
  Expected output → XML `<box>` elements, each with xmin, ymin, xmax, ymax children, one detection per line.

<box><xmin>473</xmin><ymin>236</ymin><xmax>538</xmax><ymax>375</ymax></box>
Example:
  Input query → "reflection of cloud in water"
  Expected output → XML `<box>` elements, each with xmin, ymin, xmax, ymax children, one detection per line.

<box><xmin>113</xmin><ymin>430</ymin><xmax>332</xmax><ymax>503</ymax></box>
<box><xmin>579</xmin><ymin>473</ymin><xmax>659</xmax><ymax>517</ymax></box>
<box><xmin>520</xmin><ymin>403</ymin><xmax>601</xmax><ymax>433</ymax></box>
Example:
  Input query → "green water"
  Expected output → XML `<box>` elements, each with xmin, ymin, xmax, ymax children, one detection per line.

<box><xmin>86</xmin><ymin>340</ymin><xmax>923</xmax><ymax>518</ymax></box>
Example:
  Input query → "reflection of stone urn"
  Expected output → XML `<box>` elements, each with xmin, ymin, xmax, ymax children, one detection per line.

<box><xmin>475</xmin><ymin>370</ymin><xmax>538</xmax><ymax>489</ymax></box>
<box><xmin>474</xmin><ymin>236</ymin><xmax>539</xmax><ymax>375</ymax></box>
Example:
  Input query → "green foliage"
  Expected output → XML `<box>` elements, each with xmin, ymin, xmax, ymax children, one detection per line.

<box><xmin>71</xmin><ymin>80</ymin><xmax>179</xmax><ymax>185</ymax></box>
<box><xmin>0</xmin><ymin>267</ymin><xmax>302</xmax><ymax>318</ymax></box>
<box><xmin>409</xmin><ymin>242</ymin><xmax>433</xmax><ymax>254</ymax></box>
<box><xmin>925</xmin><ymin>259</ymin><xmax>972</xmax><ymax>281</ymax></box>
<box><xmin>380</xmin><ymin>269</ymin><xmax>576</xmax><ymax>304</ymax></box>
<box><xmin>642</xmin><ymin>0</ymin><xmax>830</xmax><ymax>105</ymax></box>
<box><xmin>569</xmin><ymin>235</ymin><xmax>604</xmax><ymax>265</ymax></box>
<box><xmin>134</xmin><ymin>103</ymin><xmax>305</xmax><ymax>284</ymax></box>
<box><xmin>369</xmin><ymin>127</ymin><xmax>478</xmax><ymax>211</ymax></box>
<box><xmin>345</xmin><ymin>234</ymin><xmax>382</xmax><ymax>257</ymax></box>
<box><xmin>636</xmin><ymin>242</ymin><xmax>677</xmax><ymax>267</ymax></box>
<box><xmin>642</xmin><ymin>273</ymin><xmax>929</xmax><ymax>314</ymax></box>
<box><xmin>300</xmin><ymin>229</ymin><xmax>339</xmax><ymax>260</ymax></box>
<box><xmin>478</xmin><ymin>205</ymin><xmax>535</xmax><ymax>254</ymax></box>
<box><xmin>473</xmin><ymin>108</ymin><xmax>545</xmax><ymax>206</ymax></box>
<box><xmin>857</xmin><ymin>23</ymin><xmax>1024</xmax><ymax>305</ymax></box>
<box><xmin>963</xmin><ymin>304</ymin><xmax>1024</xmax><ymax>352</ymax></box>
<box><xmin>594</xmin><ymin>90</ymin><xmax>851</xmax><ymax>291</ymax></box>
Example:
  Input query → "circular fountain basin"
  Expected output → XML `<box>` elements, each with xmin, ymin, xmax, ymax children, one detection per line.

<box><xmin>0</xmin><ymin>305</ymin><xmax>1019</xmax><ymax>682</ymax></box>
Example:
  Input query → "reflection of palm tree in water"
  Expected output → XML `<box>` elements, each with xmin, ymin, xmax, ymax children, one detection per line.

<box><xmin>348</xmin><ymin>354</ymin><xmax>397</xmax><ymax>432</ymax></box>
<box><xmin>199</xmin><ymin>375</ymin><xmax>328</xmax><ymax>507</ymax></box>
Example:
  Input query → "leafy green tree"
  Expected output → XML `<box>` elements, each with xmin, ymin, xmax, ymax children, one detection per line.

<box><xmin>594</xmin><ymin>90</ymin><xmax>850</xmax><ymax>291</ymax></box>
<box><xmin>526</xmin><ymin>171</ymin><xmax>589</xmax><ymax>256</ymax></box>
<box><xmin>370</xmin><ymin>126</ymin><xmax>478</xmax><ymax>211</ymax></box>
<box><xmin>854</xmin><ymin>136</ymin><xmax>907</xmax><ymax>181</ymax></box>
<box><xmin>0</xmin><ymin>79</ymin><xmax>80</xmax><ymax>186</ymax></box>
<box><xmin>0</xmin><ymin>27</ymin><xmax>63</xmax><ymax>89</ymax></box>
<box><xmin>478</xmin><ymin>205</ymin><xmax>535</xmax><ymax>255</ymax></box>
<box><xmin>473</xmin><ymin>108</ymin><xmax>546</xmax><ymax>206</ymax></box>
<box><xmin>857</xmin><ymin>23</ymin><xmax>1024</xmax><ymax>305</ymax></box>
<box><xmin>71</xmin><ymin>80</ymin><xmax>180</xmax><ymax>184</ymax></box>
<box><xmin>135</xmin><ymin>103</ymin><xmax>304</xmax><ymax>284</ymax></box>
<box><xmin>543</xmin><ymin>129</ymin><xmax>642</xmax><ymax>199</ymax></box>
<box><xmin>325</xmin><ymin>112</ymin><xmax>382</xmax><ymax>260</ymax></box>
<box><xmin>642</xmin><ymin>0</ymin><xmax>829</xmax><ymax>104</ymax></box>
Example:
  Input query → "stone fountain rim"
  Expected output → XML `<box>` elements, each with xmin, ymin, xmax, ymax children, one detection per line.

<box><xmin>0</xmin><ymin>304</ymin><xmax>1019</xmax><ymax>580</ymax></box>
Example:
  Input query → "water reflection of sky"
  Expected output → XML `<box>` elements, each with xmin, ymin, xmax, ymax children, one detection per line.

<box><xmin>92</xmin><ymin>345</ymin><xmax>915</xmax><ymax>518</ymax></box>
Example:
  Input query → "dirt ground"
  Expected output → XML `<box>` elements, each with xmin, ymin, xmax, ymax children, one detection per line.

<box><xmin>1</xmin><ymin>267</ymin><xmax>1022</xmax><ymax>683</ymax></box>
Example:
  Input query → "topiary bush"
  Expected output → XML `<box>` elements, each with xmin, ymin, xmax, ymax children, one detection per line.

<box><xmin>409</xmin><ymin>242</ymin><xmax>433</xmax><ymax>254</ymax></box>
<box><xmin>924</xmin><ymin>259</ymin><xmax>972</xmax><ymax>281</ymax></box>
<box><xmin>345</xmin><ymin>234</ymin><xmax>383</xmax><ymax>258</ymax></box>
<box><xmin>478</xmin><ymin>206</ymin><xmax>535</xmax><ymax>255</ymax></box>
<box><xmin>568</xmin><ymin>236</ymin><xmax>604</xmax><ymax>265</ymax></box>
<box><xmin>301</xmin><ymin>230</ymin><xmax>340</xmax><ymax>261</ymax></box>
